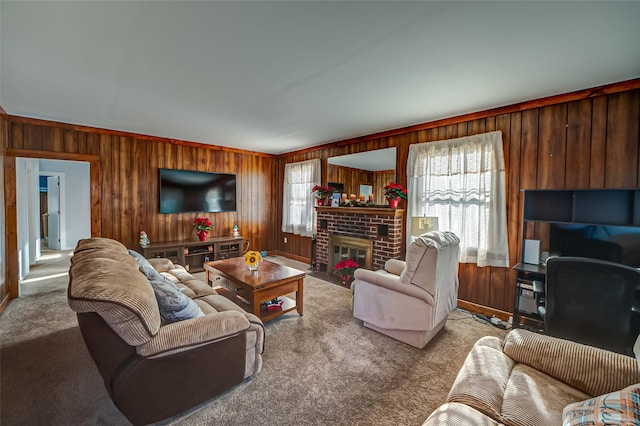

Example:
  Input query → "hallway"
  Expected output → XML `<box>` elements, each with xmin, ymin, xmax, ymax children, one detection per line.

<box><xmin>19</xmin><ymin>246</ymin><xmax>72</xmax><ymax>297</ymax></box>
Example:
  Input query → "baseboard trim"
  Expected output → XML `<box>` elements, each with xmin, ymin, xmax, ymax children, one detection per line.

<box><xmin>0</xmin><ymin>294</ymin><xmax>11</xmax><ymax>315</ymax></box>
<box><xmin>271</xmin><ymin>251</ymin><xmax>310</xmax><ymax>265</ymax></box>
<box><xmin>457</xmin><ymin>300</ymin><xmax>512</xmax><ymax>322</ymax></box>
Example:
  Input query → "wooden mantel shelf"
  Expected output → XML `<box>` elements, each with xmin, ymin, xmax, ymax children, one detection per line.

<box><xmin>315</xmin><ymin>206</ymin><xmax>405</xmax><ymax>217</ymax></box>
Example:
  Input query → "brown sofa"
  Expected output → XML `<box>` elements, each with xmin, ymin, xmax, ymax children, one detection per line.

<box><xmin>424</xmin><ymin>329</ymin><xmax>640</xmax><ymax>426</ymax></box>
<box><xmin>67</xmin><ymin>238</ymin><xmax>264</xmax><ymax>425</ymax></box>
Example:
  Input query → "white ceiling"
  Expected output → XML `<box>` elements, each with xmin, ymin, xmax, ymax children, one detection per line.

<box><xmin>2</xmin><ymin>1</ymin><xmax>639</xmax><ymax>155</ymax></box>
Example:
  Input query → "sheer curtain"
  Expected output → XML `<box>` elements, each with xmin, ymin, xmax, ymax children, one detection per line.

<box><xmin>281</xmin><ymin>159</ymin><xmax>320</xmax><ymax>237</ymax></box>
<box><xmin>407</xmin><ymin>131</ymin><xmax>509</xmax><ymax>267</ymax></box>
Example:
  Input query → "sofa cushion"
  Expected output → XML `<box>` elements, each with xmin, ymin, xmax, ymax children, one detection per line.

<box><xmin>423</xmin><ymin>402</ymin><xmax>504</xmax><ymax>426</ymax></box>
<box><xmin>500</xmin><ymin>364</ymin><xmax>589</xmax><ymax>426</ymax></box>
<box><xmin>447</xmin><ymin>335</ymin><xmax>514</xmax><ymax>422</ymax></box>
<box><xmin>503</xmin><ymin>329</ymin><xmax>640</xmax><ymax>397</ymax></box>
<box><xmin>562</xmin><ymin>383</ymin><xmax>640</xmax><ymax>426</ymax></box>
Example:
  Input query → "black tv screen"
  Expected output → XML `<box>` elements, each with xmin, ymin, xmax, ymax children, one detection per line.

<box><xmin>550</xmin><ymin>223</ymin><xmax>640</xmax><ymax>268</ymax></box>
<box><xmin>159</xmin><ymin>168</ymin><xmax>237</xmax><ymax>214</ymax></box>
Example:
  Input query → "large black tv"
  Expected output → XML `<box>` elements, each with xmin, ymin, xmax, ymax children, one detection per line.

<box><xmin>159</xmin><ymin>168</ymin><xmax>237</xmax><ymax>214</ymax></box>
<box><xmin>549</xmin><ymin>223</ymin><xmax>640</xmax><ymax>268</ymax></box>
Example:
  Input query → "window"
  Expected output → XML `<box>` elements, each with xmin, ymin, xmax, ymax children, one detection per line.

<box><xmin>407</xmin><ymin>131</ymin><xmax>509</xmax><ymax>267</ymax></box>
<box><xmin>281</xmin><ymin>159</ymin><xmax>320</xmax><ymax>237</ymax></box>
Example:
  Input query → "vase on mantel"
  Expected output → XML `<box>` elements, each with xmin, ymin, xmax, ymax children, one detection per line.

<box><xmin>196</xmin><ymin>231</ymin><xmax>208</xmax><ymax>241</ymax></box>
<box><xmin>387</xmin><ymin>197</ymin><xmax>400</xmax><ymax>209</ymax></box>
<box><xmin>316</xmin><ymin>197</ymin><xmax>328</xmax><ymax>206</ymax></box>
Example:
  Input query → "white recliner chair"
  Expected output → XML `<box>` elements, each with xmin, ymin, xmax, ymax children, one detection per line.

<box><xmin>351</xmin><ymin>231</ymin><xmax>460</xmax><ymax>349</ymax></box>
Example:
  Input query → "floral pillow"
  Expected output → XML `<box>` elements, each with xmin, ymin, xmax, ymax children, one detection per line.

<box><xmin>562</xmin><ymin>383</ymin><xmax>640</xmax><ymax>426</ymax></box>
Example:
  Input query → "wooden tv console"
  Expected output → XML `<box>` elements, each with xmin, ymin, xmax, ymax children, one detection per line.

<box><xmin>142</xmin><ymin>236</ymin><xmax>244</xmax><ymax>273</ymax></box>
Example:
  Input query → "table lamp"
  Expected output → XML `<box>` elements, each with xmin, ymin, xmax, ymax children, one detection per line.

<box><xmin>410</xmin><ymin>216</ymin><xmax>439</xmax><ymax>237</ymax></box>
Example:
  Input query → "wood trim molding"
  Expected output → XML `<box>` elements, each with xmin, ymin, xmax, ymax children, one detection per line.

<box><xmin>284</xmin><ymin>78</ymin><xmax>640</xmax><ymax>157</ymax></box>
<box><xmin>273</xmin><ymin>251</ymin><xmax>310</xmax><ymax>265</ymax></box>
<box><xmin>457</xmin><ymin>300</ymin><xmax>512</xmax><ymax>322</ymax></box>
<box><xmin>6</xmin><ymin>115</ymin><xmax>274</xmax><ymax>158</ymax></box>
<box><xmin>7</xmin><ymin>148</ymin><xmax>99</xmax><ymax>162</ymax></box>
<box><xmin>0</xmin><ymin>294</ymin><xmax>10</xmax><ymax>315</ymax></box>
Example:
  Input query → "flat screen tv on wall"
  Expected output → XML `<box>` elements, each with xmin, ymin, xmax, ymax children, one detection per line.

<box><xmin>159</xmin><ymin>168</ymin><xmax>237</xmax><ymax>214</ymax></box>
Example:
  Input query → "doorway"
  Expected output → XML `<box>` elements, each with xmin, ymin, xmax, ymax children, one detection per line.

<box><xmin>17</xmin><ymin>158</ymin><xmax>90</xmax><ymax>296</ymax></box>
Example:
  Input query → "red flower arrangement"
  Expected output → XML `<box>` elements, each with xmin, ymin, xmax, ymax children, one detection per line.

<box><xmin>383</xmin><ymin>182</ymin><xmax>408</xmax><ymax>200</ymax></box>
<box><xmin>333</xmin><ymin>258</ymin><xmax>360</xmax><ymax>277</ymax></box>
<box><xmin>193</xmin><ymin>217</ymin><xmax>214</xmax><ymax>232</ymax></box>
<box><xmin>311</xmin><ymin>185</ymin><xmax>334</xmax><ymax>199</ymax></box>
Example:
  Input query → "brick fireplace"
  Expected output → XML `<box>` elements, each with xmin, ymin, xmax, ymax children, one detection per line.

<box><xmin>315</xmin><ymin>207</ymin><xmax>405</xmax><ymax>274</ymax></box>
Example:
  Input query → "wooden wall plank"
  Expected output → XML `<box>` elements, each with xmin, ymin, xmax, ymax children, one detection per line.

<box><xmin>566</xmin><ymin>99</ymin><xmax>592</xmax><ymax>188</ymax></box>
<box><xmin>605</xmin><ymin>92</ymin><xmax>639</xmax><ymax>187</ymax></box>
<box><xmin>589</xmin><ymin>96</ymin><xmax>607</xmax><ymax>188</ymax></box>
<box><xmin>10</xmin><ymin>123</ymin><xmax>24</xmax><ymax>150</ymax></box>
<box><xmin>99</xmin><ymin>134</ymin><xmax>113</xmax><ymax>241</ymax></box>
<box><xmin>537</xmin><ymin>104</ymin><xmax>567</xmax><ymax>189</ymax></box>
<box><xmin>63</xmin><ymin>129</ymin><xmax>77</xmax><ymax>153</ymax></box>
<box><xmin>520</xmin><ymin>109</ymin><xmax>539</xmax><ymax>191</ymax></box>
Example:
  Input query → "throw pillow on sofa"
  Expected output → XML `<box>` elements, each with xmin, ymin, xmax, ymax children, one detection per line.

<box><xmin>128</xmin><ymin>250</ymin><xmax>204</xmax><ymax>324</ymax></box>
<box><xmin>128</xmin><ymin>249</ymin><xmax>154</xmax><ymax>270</ymax></box>
<box><xmin>562</xmin><ymin>383</ymin><xmax>640</xmax><ymax>426</ymax></box>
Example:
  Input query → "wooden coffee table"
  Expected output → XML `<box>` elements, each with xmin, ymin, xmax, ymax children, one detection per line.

<box><xmin>203</xmin><ymin>257</ymin><xmax>305</xmax><ymax>322</ymax></box>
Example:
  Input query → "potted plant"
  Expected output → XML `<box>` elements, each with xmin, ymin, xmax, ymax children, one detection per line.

<box><xmin>311</xmin><ymin>185</ymin><xmax>334</xmax><ymax>206</ymax></box>
<box><xmin>383</xmin><ymin>182</ymin><xmax>407</xmax><ymax>208</ymax></box>
<box><xmin>333</xmin><ymin>258</ymin><xmax>360</xmax><ymax>286</ymax></box>
<box><xmin>193</xmin><ymin>217</ymin><xmax>214</xmax><ymax>241</ymax></box>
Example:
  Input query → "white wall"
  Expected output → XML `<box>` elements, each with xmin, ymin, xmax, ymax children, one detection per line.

<box><xmin>39</xmin><ymin>159</ymin><xmax>90</xmax><ymax>250</ymax></box>
<box><xmin>16</xmin><ymin>158</ymin><xmax>40</xmax><ymax>279</ymax></box>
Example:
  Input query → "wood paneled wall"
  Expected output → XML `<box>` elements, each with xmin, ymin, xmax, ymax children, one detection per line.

<box><xmin>327</xmin><ymin>165</ymin><xmax>373</xmax><ymax>199</ymax></box>
<box><xmin>3</xmin><ymin>118</ymin><xmax>278</xmax><ymax>298</ymax></box>
<box><xmin>2</xmin><ymin>80</ymin><xmax>639</xmax><ymax>314</ymax></box>
<box><xmin>276</xmin><ymin>82</ymin><xmax>640</xmax><ymax>314</ymax></box>
<box><xmin>327</xmin><ymin>165</ymin><xmax>395</xmax><ymax>204</ymax></box>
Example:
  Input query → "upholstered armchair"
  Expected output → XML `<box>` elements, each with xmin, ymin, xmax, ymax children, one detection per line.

<box><xmin>351</xmin><ymin>231</ymin><xmax>460</xmax><ymax>349</ymax></box>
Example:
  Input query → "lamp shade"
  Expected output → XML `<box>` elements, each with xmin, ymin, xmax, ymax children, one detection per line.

<box><xmin>411</xmin><ymin>216</ymin><xmax>439</xmax><ymax>236</ymax></box>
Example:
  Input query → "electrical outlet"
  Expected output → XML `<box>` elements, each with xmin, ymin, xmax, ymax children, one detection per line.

<box><xmin>284</xmin><ymin>237</ymin><xmax>288</xmax><ymax>243</ymax></box>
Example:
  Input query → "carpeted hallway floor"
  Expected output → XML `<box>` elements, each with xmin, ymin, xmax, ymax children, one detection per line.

<box><xmin>0</xmin><ymin>252</ymin><xmax>506</xmax><ymax>425</ymax></box>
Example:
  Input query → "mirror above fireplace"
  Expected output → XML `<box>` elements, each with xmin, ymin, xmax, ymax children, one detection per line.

<box><xmin>327</xmin><ymin>147</ymin><xmax>396</xmax><ymax>172</ymax></box>
<box><xmin>327</xmin><ymin>147</ymin><xmax>396</xmax><ymax>204</ymax></box>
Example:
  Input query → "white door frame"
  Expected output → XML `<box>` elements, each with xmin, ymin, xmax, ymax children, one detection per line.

<box><xmin>39</xmin><ymin>171</ymin><xmax>66</xmax><ymax>255</ymax></box>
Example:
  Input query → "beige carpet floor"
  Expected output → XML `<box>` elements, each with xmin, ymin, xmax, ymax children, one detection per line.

<box><xmin>1</xmin><ymin>254</ymin><xmax>506</xmax><ymax>425</ymax></box>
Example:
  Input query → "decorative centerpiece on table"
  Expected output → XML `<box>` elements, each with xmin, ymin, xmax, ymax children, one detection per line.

<box><xmin>244</xmin><ymin>250</ymin><xmax>263</xmax><ymax>271</ymax></box>
<box><xmin>383</xmin><ymin>182</ymin><xmax>407</xmax><ymax>209</ymax></box>
<box><xmin>193</xmin><ymin>217</ymin><xmax>214</xmax><ymax>241</ymax></box>
<box><xmin>333</xmin><ymin>258</ymin><xmax>360</xmax><ymax>286</ymax></box>
<box><xmin>311</xmin><ymin>185</ymin><xmax>334</xmax><ymax>206</ymax></box>
<box><xmin>139</xmin><ymin>231</ymin><xmax>150</xmax><ymax>248</ymax></box>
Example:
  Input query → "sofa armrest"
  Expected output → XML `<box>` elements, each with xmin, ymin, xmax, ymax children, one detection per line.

<box><xmin>353</xmin><ymin>268</ymin><xmax>434</xmax><ymax>305</ymax></box>
<box><xmin>136</xmin><ymin>310</ymin><xmax>250</xmax><ymax>357</ymax></box>
<box><xmin>384</xmin><ymin>259</ymin><xmax>406</xmax><ymax>276</ymax></box>
<box><xmin>503</xmin><ymin>329</ymin><xmax>640</xmax><ymax>397</ymax></box>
